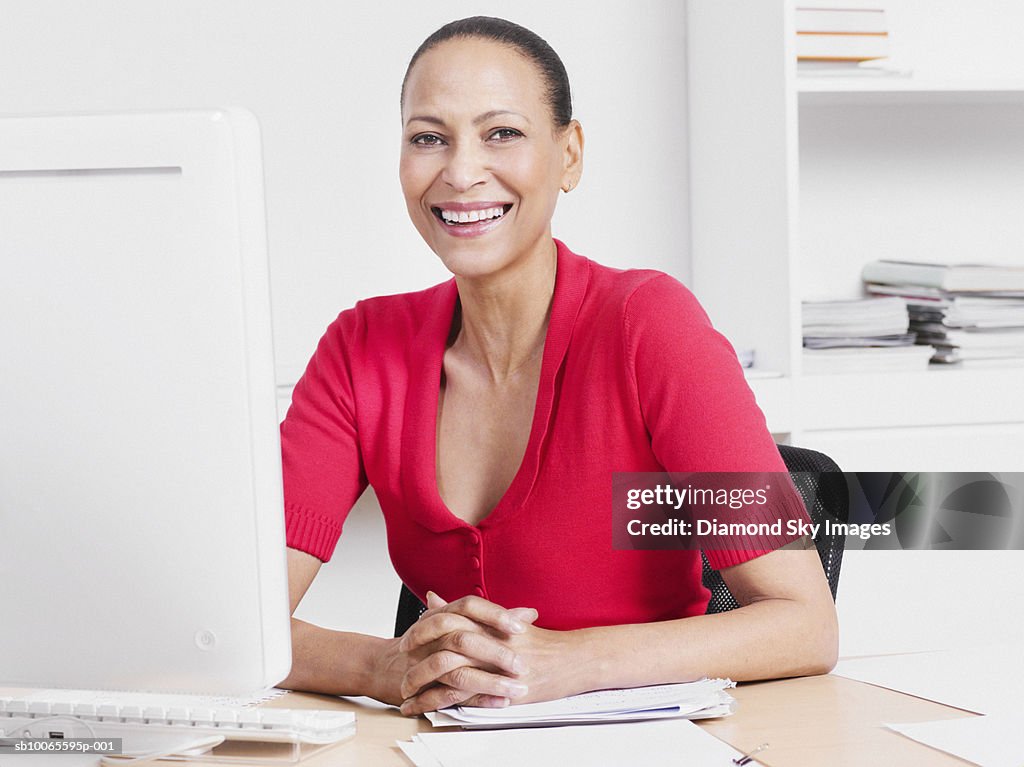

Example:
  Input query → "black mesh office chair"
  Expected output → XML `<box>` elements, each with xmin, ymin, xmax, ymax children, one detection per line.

<box><xmin>702</xmin><ymin>444</ymin><xmax>846</xmax><ymax>614</ymax></box>
<box><xmin>395</xmin><ymin>445</ymin><xmax>846</xmax><ymax>635</ymax></box>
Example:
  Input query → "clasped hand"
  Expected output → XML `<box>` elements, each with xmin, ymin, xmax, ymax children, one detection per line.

<box><xmin>385</xmin><ymin>592</ymin><xmax>578</xmax><ymax>716</ymax></box>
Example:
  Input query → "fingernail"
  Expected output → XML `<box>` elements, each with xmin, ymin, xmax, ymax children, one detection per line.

<box><xmin>503</xmin><ymin>682</ymin><xmax>529</xmax><ymax>698</ymax></box>
<box><xmin>512</xmin><ymin>656</ymin><xmax>529</xmax><ymax>674</ymax></box>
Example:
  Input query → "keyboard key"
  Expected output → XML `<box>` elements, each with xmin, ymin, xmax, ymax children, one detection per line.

<box><xmin>166</xmin><ymin>707</ymin><xmax>191</xmax><ymax>724</ymax></box>
<box><xmin>27</xmin><ymin>702</ymin><xmax>50</xmax><ymax>716</ymax></box>
<box><xmin>120</xmin><ymin>705</ymin><xmax>144</xmax><ymax>722</ymax></box>
<box><xmin>190</xmin><ymin>707</ymin><xmax>215</xmax><ymax>726</ymax></box>
<box><xmin>212</xmin><ymin>709</ymin><xmax>240</xmax><ymax>726</ymax></box>
<box><xmin>255</xmin><ymin>709</ymin><xmax>295</xmax><ymax>728</ymax></box>
<box><xmin>237</xmin><ymin>710</ymin><xmax>261</xmax><ymax>728</ymax></box>
<box><xmin>142</xmin><ymin>706</ymin><xmax>167</xmax><ymax>723</ymax></box>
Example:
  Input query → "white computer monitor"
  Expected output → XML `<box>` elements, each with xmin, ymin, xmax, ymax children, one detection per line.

<box><xmin>0</xmin><ymin>109</ymin><xmax>291</xmax><ymax>695</ymax></box>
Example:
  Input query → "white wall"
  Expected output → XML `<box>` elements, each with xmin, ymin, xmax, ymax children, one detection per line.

<box><xmin>1</xmin><ymin>1</ymin><xmax>689</xmax><ymax>639</ymax></box>
<box><xmin>5</xmin><ymin>0</ymin><xmax>1024</xmax><ymax>653</ymax></box>
<box><xmin>0</xmin><ymin>0</ymin><xmax>690</xmax><ymax>384</ymax></box>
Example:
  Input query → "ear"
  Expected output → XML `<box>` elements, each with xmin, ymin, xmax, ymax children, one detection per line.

<box><xmin>560</xmin><ymin>119</ymin><xmax>584</xmax><ymax>193</ymax></box>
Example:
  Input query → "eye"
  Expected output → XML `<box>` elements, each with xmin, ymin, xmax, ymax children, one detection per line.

<box><xmin>488</xmin><ymin>128</ymin><xmax>523</xmax><ymax>142</ymax></box>
<box><xmin>411</xmin><ymin>133</ymin><xmax>445</xmax><ymax>146</ymax></box>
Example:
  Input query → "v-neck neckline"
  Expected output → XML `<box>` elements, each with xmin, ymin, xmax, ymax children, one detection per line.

<box><xmin>400</xmin><ymin>240</ymin><xmax>590</xmax><ymax>533</ymax></box>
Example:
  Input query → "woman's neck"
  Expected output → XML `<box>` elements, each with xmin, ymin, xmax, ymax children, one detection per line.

<box><xmin>451</xmin><ymin>239</ymin><xmax>557</xmax><ymax>383</ymax></box>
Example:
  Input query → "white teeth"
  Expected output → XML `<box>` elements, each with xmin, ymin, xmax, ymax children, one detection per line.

<box><xmin>439</xmin><ymin>206</ymin><xmax>507</xmax><ymax>224</ymax></box>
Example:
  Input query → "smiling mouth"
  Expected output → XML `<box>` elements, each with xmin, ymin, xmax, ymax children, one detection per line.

<box><xmin>431</xmin><ymin>204</ymin><xmax>513</xmax><ymax>226</ymax></box>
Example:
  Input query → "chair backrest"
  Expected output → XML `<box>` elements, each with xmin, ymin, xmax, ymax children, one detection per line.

<box><xmin>702</xmin><ymin>444</ymin><xmax>846</xmax><ymax>614</ymax></box>
<box><xmin>395</xmin><ymin>444</ymin><xmax>847</xmax><ymax>635</ymax></box>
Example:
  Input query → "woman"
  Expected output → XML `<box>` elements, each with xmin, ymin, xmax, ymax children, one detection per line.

<box><xmin>281</xmin><ymin>16</ymin><xmax>838</xmax><ymax>716</ymax></box>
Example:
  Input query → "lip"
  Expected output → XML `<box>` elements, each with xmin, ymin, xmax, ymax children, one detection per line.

<box><xmin>429</xmin><ymin>201</ymin><xmax>513</xmax><ymax>239</ymax></box>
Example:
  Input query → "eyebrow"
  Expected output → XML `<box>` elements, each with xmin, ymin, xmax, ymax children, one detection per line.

<box><xmin>405</xmin><ymin>109</ymin><xmax>531</xmax><ymax>128</ymax></box>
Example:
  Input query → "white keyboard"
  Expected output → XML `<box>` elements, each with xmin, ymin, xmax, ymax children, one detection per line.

<box><xmin>0</xmin><ymin>696</ymin><xmax>356</xmax><ymax>748</ymax></box>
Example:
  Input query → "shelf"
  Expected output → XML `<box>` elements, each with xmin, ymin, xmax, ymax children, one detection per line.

<box><xmin>794</xmin><ymin>365</ymin><xmax>1024</xmax><ymax>431</ymax></box>
<box><xmin>798</xmin><ymin>77</ymin><xmax>1024</xmax><ymax>104</ymax></box>
<box><xmin>688</xmin><ymin>0</ymin><xmax>1024</xmax><ymax>463</ymax></box>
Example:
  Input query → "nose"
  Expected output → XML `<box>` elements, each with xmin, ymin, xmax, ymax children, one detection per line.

<box><xmin>441</xmin><ymin>140</ymin><xmax>488</xmax><ymax>192</ymax></box>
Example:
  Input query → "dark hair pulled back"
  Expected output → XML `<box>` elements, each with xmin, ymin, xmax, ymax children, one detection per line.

<box><xmin>401</xmin><ymin>16</ymin><xmax>573</xmax><ymax>128</ymax></box>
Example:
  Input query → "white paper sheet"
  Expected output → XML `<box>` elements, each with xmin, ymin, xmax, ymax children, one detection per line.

<box><xmin>400</xmin><ymin>719</ymin><xmax>740</xmax><ymax>767</ymax></box>
<box><xmin>426</xmin><ymin>678</ymin><xmax>734</xmax><ymax>729</ymax></box>
<box><xmin>425</xmin><ymin>701</ymin><xmax>735</xmax><ymax>729</ymax></box>
<box><xmin>888</xmin><ymin>713</ymin><xmax>1023</xmax><ymax>767</ymax></box>
<box><xmin>396</xmin><ymin>738</ymin><xmax>444</xmax><ymax>767</ymax></box>
<box><xmin>455</xmin><ymin>679</ymin><xmax>732</xmax><ymax>720</ymax></box>
<box><xmin>832</xmin><ymin>643</ymin><xmax>1023</xmax><ymax>715</ymax></box>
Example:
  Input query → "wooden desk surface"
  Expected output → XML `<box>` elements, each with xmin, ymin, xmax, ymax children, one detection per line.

<box><xmin>269</xmin><ymin>674</ymin><xmax>979</xmax><ymax>767</ymax></box>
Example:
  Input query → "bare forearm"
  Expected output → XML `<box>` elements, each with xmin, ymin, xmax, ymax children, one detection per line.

<box><xmin>279</xmin><ymin>618</ymin><xmax>400</xmax><ymax>703</ymax></box>
<box><xmin>572</xmin><ymin>598</ymin><xmax>838</xmax><ymax>693</ymax></box>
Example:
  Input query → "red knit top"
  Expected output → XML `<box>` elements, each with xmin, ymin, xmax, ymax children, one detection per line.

<box><xmin>281</xmin><ymin>241</ymin><xmax>807</xmax><ymax>630</ymax></box>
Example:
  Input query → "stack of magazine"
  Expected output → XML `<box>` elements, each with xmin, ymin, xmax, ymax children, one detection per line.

<box><xmin>796</xmin><ymin>4</ymin><xmax>890</xmax><ymax>75</ymax></box>
<box><xmin>863</xmin><ymin>260</ymin><xmax>1024</xmax><ymax>364</ymax></box>
<box><xmin>802</xmin><ymin>296</ymin><xmax>932</xmax><ymax>374</ymax></box>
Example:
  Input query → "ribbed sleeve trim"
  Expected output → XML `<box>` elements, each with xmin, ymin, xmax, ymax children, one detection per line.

<box><xmin>702</xmin><ymin>483</ymin><xmax>811</xmax><ymax>570</ymax></box>
<box><xmin>285</xmin><ymin>503</ymin><xmax>343</xmax><ymax>563</ymax></box>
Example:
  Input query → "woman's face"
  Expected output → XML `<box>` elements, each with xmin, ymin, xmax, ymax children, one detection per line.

<box><xmin>400</xmin><ymin>36</ymin><xmax>581</xmax><ymax>280</ymax></box>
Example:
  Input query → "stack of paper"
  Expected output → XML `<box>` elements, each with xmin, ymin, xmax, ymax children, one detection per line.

<box><xmin>425</xmin><ymin>679</ymin><xmax>734</xmax><ymax>729</ymax></box>
<box><xmin>398</xmin><ymin>719</ymin><xmax>742</xmax><ymax>767</ymax></box>
<box><xmin>862</xmin><ymin>260</ymin><xmax>1024</xmax><ymax>293</ymax></box>
<box><xmin>802</xmin><ymin>297</ymin><xmax>930</xmax><ymax>373</ymax></box>
<box><xmin>795</xmin><ymin>4</ymin><xmax>891</xmax><ymax>69</ymax></box>
<box><xmin>864</xmin><ymin>265</ymin><xmax>1024</xmax><ymax>364</ymax></box>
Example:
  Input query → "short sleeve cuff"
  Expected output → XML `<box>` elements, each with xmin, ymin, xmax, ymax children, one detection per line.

<box><xmin>285</xmin><ymin>503</ymin><xmax>343</xmax><ymax>562</ymax></box>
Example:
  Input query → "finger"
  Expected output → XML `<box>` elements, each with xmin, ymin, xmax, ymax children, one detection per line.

<box><xmin>401</xmin><ymin>648</ymin><xmax>528</xmax><ymax>699</ymax></box>
<box><xmin>509</xmin><ymin>606</ymin><xmax>539</xmax><ymax>624</ymax></box>
<box><xmin>403</xmin><ymin>636</ymin><xmax>526</xmax><ymax>693</ymax></box>
<box><xmin>418</xmin><ymin>594</ymin><xmax>537</xmax><ymax>629</ymax></box>
<box><xmin>440</xmin><ymin>595</ymin><xmax>533</xmax><ymax>635</ymax></box>
<box><xmin>400</xmin><ymin>611</ymin><xmax>487</xmax><ymax>653</ymax></box>
<box><xmin>404</xmin><ymin>633</ymin><xmax>528</xmax><ymax>677</ymax></box>
<box><xmin>460</xmin><ymin>694</ymin><xmax>511</xmax><ymax>709</ymax></box>
<box><xmin>400</xmin><ymin>691</ymin><xmax>510</xmax><ymax>716</ymax></box>
<box><xmin>399</xmin><ymin>684</ymin><xmax>472</xmax><ymax>717</ymax></box>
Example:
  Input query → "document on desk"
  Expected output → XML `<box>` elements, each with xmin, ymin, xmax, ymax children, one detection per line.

<box><xmin>832</xmin><ymin>642</ymin><xmax>1022</xmax><ymax>715</ymax></box>
<box><xmin>398</xmin><ymin>719</ymin><xmax>742</xmax><ymax>767</ymax></box>
<box><xmin>425</xmin><ymin>678</ymin><xmax>735</xmax><ymax>729</ymax></box>
<box><xmin>887</xmin><ymin>713</ymin><xmax>1024</xmax><ymax>767</ymax></box>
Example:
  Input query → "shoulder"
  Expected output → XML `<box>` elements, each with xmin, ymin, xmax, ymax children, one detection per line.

<box><xmin>570</xmin><ymin>252</ymin><xmax>709</xmax><ymax>331</ymax></box>
<box><xmin>325</xmin><ymin>279</ymin><xmax>455</xmax><ymax>346</ymax></box>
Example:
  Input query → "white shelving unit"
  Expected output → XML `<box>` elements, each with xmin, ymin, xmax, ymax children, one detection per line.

<box><xmin>686</xmin><ymin>0</ymin><xmax>1024</xmax><ymax>470</ymax></box>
